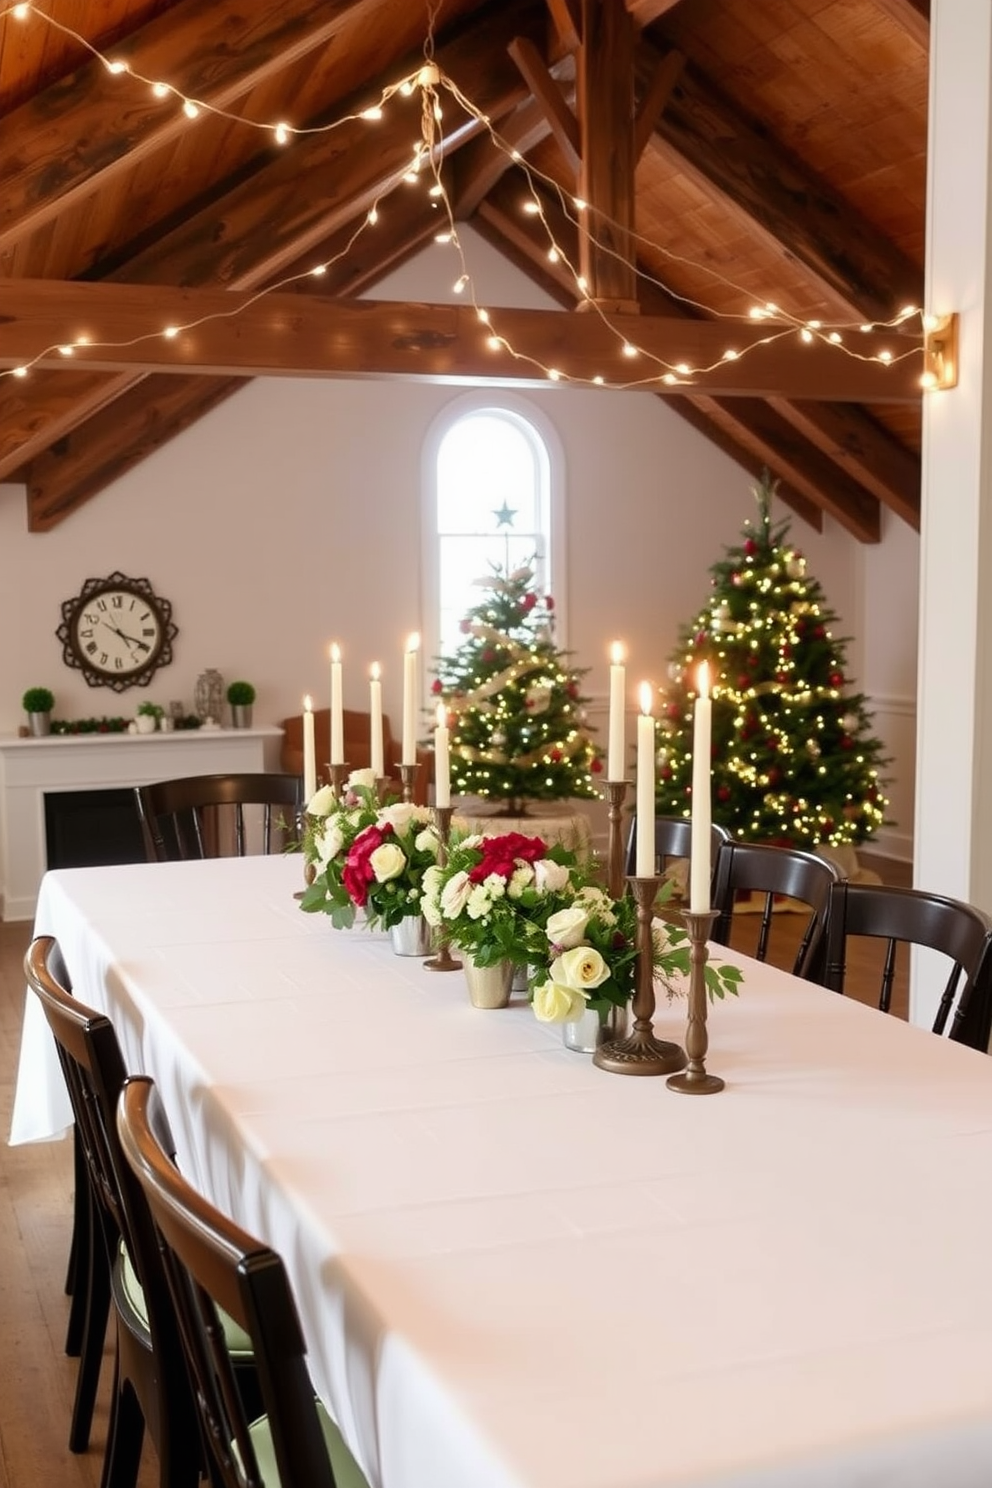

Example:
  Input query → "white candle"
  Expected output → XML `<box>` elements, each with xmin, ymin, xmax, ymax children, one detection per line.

<box><xmin>369</xmin><ymin>663</ymin><xmax>384</xmax><ymax>778</ymax></box>
<box><xmin>434</xmin><ymin>702</ymin><xmax>451</xmax><ymax>808</ymax></box>
<box><xmin>635</xmin><ymin>681</ymin><xmax>656</xmax><ymax>878</ymax></box>
<box><xmin>608</xmin><ymin>640</ymin><xmax>626</xmax><ymax>781</ymax></box>
<box><xmin>329</xmin><ymin>643</ymin><xmax>344</xmax><ymax>765</ymax></box>
<box><xmin>402</xmin><ymin>632</ymin><xmax>420</xmax><ymax>765</ymax></box>
<box><xmin>690</xmin><ymin>662</ymin><xmax>713</xmax><ymax>912</ymax></box>
<box><xmin>302</xmin><ymin>694</ymin><xmax>317</xmax><ymax>804</ymax></box>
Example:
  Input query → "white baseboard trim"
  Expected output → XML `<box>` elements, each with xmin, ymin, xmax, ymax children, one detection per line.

<box><xmin>869</xmin><ymin>827</ymin><xmax>913</xmax><ymax>863</ymax></box>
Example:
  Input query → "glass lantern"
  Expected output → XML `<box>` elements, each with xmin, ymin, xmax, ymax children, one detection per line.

<box><xmin>194</xmin><ymin>668</ymin><xmax>224</xmax><ymax>724</ymax></box>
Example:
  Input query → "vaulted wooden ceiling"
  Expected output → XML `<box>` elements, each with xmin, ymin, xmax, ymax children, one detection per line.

<box><xmin>0</xmin><ymin>0</ymin><xmax>929</xmax><ymax>537</ymax></box>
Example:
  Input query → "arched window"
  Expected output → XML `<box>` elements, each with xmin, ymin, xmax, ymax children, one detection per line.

<box><xmin>423</xmin><ymin>394</ymin><xmax>563</xmax><ymax>668</ymax></box>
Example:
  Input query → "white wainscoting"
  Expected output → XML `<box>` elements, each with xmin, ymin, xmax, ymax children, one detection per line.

<box><xmin>0</xmin><ymin>727</ymin><xmax>283</xmax><ymax>920</ymax></box>
<box><xmin>864</xmin><ymin>693</ymin><xmax>916</xmax><ymax>864</ymax></box>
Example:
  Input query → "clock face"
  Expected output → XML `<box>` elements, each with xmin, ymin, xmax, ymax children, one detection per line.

<box><xmin>57</xmin><ymin>572</ymin><xmax>177</xmax><ymax>692</ymax></box>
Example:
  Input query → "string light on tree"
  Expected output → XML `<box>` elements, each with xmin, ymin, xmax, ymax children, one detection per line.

<box><xmin>431</xmin><ymin>564</ymin><xmax>602</xmax><ymax>813</ymax></box>
<box><xmin>653</xmin><ymin>471</ymin><xmax>889</xmax><ymax>849</ymax></box>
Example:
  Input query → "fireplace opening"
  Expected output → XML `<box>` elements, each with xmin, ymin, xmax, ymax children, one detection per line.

<box><xmin>44</xmin><ymin>788</ymin><xmax>147</xmax><ymax>871</ymax></box>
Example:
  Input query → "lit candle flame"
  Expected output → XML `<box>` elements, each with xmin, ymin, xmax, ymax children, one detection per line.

<box><xmin>639</xmin><ymin>681</ymin><xmax>654</xmax><ymax>716</ymax></box>
<box><xmin>611</xmin><ymin>640</ymin><xmax>624</xmax><ymax>665</ymax></box>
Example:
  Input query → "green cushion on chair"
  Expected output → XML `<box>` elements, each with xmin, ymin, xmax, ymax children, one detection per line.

<box><xmin>118</xmin><ymin>1239</ymin><xmax>254</xmax><ymax>1358</ymax></box>
<box><xmin>248</xmin><ymin>1401</ymin><xmax>370</xmax><ymax>1488</ymax></box>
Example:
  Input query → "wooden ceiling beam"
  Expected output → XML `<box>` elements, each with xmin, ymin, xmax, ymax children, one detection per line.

<box><xmin>873</xmin><ymin>0</ymin><xmax>929</xmax><ymax>52</ymax></box>
<box><xmin>577</xmin><ymin>0</ymin><xmax>637</xmax><ymax>308</ymax></box>
<box><xmin>21</xmin><ymin>195</ymin><xmax>442</xmax><ymax>530</ymax></box>
<box><xmin>453</xmin><ymin>97</ymin><xmax>555</xmax><ymax>218</ymax></box>
<box><xmin>22</xmin><ymin>375</ymin><xmax>243</xmax><ymax>532</ymax></box>
<box><xmin>0</xmin><ymin>0</ymin><xmax>371</xmax><ymax>257</ymax></box>
<box><xmin>627</xmin><ymin>0</ymin><xmax>686</xmax><ymax>24</ymax></box>
<box><xmin>765</xmin><ymin>397</ymin><xmax>920</xmax><ymax>528</ymax></box>
<box><xmin>633</xmin><ymin>48</ymin><xmax>683</xmax><ymax>162</ymax></box>
<box><xmin>640</xmin><ymin>39</ymin><xmax>923</xmax><ymax>323</ymax></box>
<box><xmin>688</xmin><ymin>396</ymin><xmax>880</xmax><ymax>542</ymax></box>
<box><xmin>545</xmin><ymin>0</ymin><xmax>581</xmax><ymax>54</ymax></box>
<box><xmin>0</xmin><ymin>0</ymin><xmax>545</xmax><ymax>481</ymax></box>
<box><xmin>0</xmin><ymin>278</ymin><xmax>922</xmax><ymax>400</ymax></box>
<box><xmin>507</xmin><ymin>35</ymin><xmax>581</xmax><ymax>175</ymax></box>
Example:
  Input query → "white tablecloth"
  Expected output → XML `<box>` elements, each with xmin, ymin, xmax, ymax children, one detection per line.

<box><xmin>11</xmin><ymin>855</ymin><xmax>992</xmax><ymax>1488</ymax></box>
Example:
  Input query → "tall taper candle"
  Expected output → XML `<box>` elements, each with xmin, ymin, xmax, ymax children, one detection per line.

<box><xmin>329</xmin><ymin>643</ymin><xmax>344</xmax><ymax>764</ymax></box>
<box><xmin>302</xmin><ymin>695</ymin><xmax>317</xmax><ymax>804</ymax></box>
<box><xmin>608</xmin><ymin>641</ymin><xmax>626</xmax><ymax>780</ymax></box>
<box><xmin>690</xmin><ymin>662</ymin><xmax>713</xmax><ymax>912</ymax></box>
<box><xmin>635</xmin><ymin>682</ymin><xmax>656</xmax><ymax>878</ymax></box>
<box><xmin>434</xmin><ymin>702</ymin><xmax>451</xmax><ymax>808</ymax></box>
<box><xmin>402</xmin><ymin>633</ymin><xmax>420</xmax><ymax>765</ymax></box>
<box><xmin>369</xmin><ymin>663</ymin><xmax>384</xmax><ymax>778</ymax></box>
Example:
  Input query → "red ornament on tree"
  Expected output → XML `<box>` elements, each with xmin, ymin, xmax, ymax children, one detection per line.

<box><xmin>544</xmin><ymin>595</ymin><xmax>555</xmax><ymax>610</ymax></box>
<box><xmin>717</xmin><ymin>784</ymin><xmax>731</xmax><ymax>802</ymax></box>
<box><xmin>744</xmin><ymin>537</ymin><xmax>758</xmax><ymax>557</ymax></box>
<box><xmin>590</xmin><ymin>757</ymin><xmax>603</xmax><ymax>774</ymax></box>
<box><xmin>431</xmin><ymin>678</ymin><xmax>443</xmax><ymax>695</ymax></box>
<box><xmin>829</xmin><ymin>671</ymin><xmax>844</xmax><ymax>687</ymax></box>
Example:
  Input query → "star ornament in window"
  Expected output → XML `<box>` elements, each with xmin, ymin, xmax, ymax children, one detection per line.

<box><xmin>493</xmin><ymin>500</ymin><xmax>517</xmax><ymax>527</ymax></box>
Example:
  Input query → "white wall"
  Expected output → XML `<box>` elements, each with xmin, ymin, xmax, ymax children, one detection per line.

<box><xmin>0</xmin><ymin>228</ymin><xmax>913</xmax><ymax>848</ymax></box>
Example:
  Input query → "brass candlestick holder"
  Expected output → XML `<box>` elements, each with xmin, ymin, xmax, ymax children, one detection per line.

<box><xmin>667</xmin><ymin>908</ymin><xmax>724</xmax><ymax>1095</ymax></box>
<box><xmin>603</xmin><ymin>779</ymin><xmax>631</xmax><ymax>900</ymax></box>
<box><xmin>593</xmin><ymin>876</ymin><xmax>687</xmax><ymax>1076</ymax></box>
<box><xmin>398</xmin><ymin>762</ymin><xmax>418</xmax><ymax>804</ymax></box>
<box><xmin>424</xmin><ymin>804</ymin><xmax>461</xmax><ymax>972</ymax></box>
<box><xmin>326</xmin><ymin>761</ymin><xmax>350</xmax><ymax>798</ymax></box>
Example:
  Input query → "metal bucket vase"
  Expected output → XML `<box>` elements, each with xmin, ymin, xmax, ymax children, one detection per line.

<box><xmin>27</xmin><ymin>712</ymin><xmax>51</xmax><ymax>737</ymax></box>
<box><xmin>390</xmin><ymin>915</ymin><xmax>434</xmax><ymax>956</ymax></box>
<box><xmin>563</xmin><ymin>1003</ymin><xmax>629</xmax><ymax>1053</ymax></box>
<box><xmin>230</xmin><ymin>704</ymin><xmax>253</xmax><ymax>729</ymax></box>
<box><xmin>463</xmin><ymin>957</ymin><xmax>514</xmax><ymax>1009</ymax></box>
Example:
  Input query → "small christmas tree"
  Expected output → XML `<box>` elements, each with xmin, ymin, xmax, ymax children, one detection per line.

<box><xmin>431</xmin><ymin>565</ymin><xmax>602</xmax><ymax>812</ymax></box>
<box><xmin>654</xmin><ymin>474</ymin><xmax>889</xmax><ymax>848</ymax></box>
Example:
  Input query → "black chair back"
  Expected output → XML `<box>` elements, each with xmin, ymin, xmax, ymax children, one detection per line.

<box><xmin>135</xmin><ymin>771</ymin><xmax>302</xmax><ymax>862</ymax></box>
<box><xmin>711</xmin><ymin>841</ymin><xmax>841</xmax><ymax>979</ymax></box>
<box><xmin>822</xmin><ymin>882</ymin><xmax>992</xmax><ymax>1048</ymax></box>
<box><xmin>117</xmin><ymin>1076</ymin><xmax>342</xmax><ymax>1488</ymax></box>
<box><xmin>24</xmin><ymin>937</ymin><xmax>200</xmax><ymax>1482</ymax></box>
<box><xmin>625</xmin><ymin>816</ymin><xmax>731</xmax><ymax>888</ymax></box>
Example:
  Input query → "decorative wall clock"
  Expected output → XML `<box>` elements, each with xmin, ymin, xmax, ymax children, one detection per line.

<box><xmin>56</xmin><ymin>572</ymin><xmax>178</xmax><ymax>692</ymax></box>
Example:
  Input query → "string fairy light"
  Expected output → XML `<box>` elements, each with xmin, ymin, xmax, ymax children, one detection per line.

<box><xmin>0</xmin><ymin>0</ymin><xmax>932</xmax><ymax>395</ymax></box>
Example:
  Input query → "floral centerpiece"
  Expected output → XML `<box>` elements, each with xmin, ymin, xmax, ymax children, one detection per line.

<box><xmin>420</xmin><ymin>830</ymin><xmax>583</xmax><ymax>968</ymax></box>
<box><xmin>299</xmin><ymin>769</ymin><xmax>439</xmax><ymax>932</ymax></box>
<box><xmin>529</xmin><ymin>882</ymin><xmax>743</xmax><ymax>1026</ymax></box>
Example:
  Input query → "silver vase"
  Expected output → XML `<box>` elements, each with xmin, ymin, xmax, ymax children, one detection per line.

<box><xmin>463</xmin><ymin>957</ymin><xmax>514</xmax><ymax>1009</ymax></box>
<box><xmin>390</xmin><ymin>915</ymin><xmax>434</xmax><ymax>956</ymax></box>
<box><xmin>562</xmin><ymin>1003</ymin><xmax>629</xmax><ymax>1053</ymax></box>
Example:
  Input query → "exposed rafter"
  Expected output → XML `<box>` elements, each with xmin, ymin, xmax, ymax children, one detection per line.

<box><xmin>0</xmin><ymin>278</ymin><xmax>921</xmax><ymax>404</ymax></box>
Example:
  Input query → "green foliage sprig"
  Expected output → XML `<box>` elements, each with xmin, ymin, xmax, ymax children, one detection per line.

<box><xmin>22</xmin><ymin>687</ymin><xmax>54</xmax><ymax>713</ymax></box>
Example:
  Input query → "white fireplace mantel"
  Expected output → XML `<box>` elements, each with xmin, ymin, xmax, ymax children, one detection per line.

<box><xmin>0</xmin><ymin>726</ymin><xmax>283</xmax><ymax>920</ymax></box>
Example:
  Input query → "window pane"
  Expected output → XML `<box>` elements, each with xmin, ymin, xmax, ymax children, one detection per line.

<box><xmin>438</xmin><ymin>534</ymin><xmax>544</xmax><ymax>655</ymax></box>
<box><xmin>437</xmin><ymin>414</ymin><xmax>539</xmax><ymax>533</ymax></box>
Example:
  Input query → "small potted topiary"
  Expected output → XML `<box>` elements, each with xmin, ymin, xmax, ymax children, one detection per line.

<box><xmin>226</xmin><ymin>680</ymin><xmax>256</xmax><ymax>729</ymax></box>
<box><xmin>22</xmin><ymin>687</ymin><xmax>55</xmax><ymax>737</ymax></box>
<box><xmin>135</xmin><ymin>700</ymin><xmax>165</xmax><ymax>734</ymax></box>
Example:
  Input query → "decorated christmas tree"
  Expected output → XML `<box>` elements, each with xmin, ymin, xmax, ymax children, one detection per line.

<box><xmin>654</xmin><ymin>474</ymin><xmax>889</xmax><ymax>848</ymax></box>
<box><xmin>431</xmin><ymin>565</ymin><xmax>602</xmax><ymax>811</ymax></box>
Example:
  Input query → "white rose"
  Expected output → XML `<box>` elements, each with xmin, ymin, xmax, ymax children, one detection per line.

<box><xmin>440</xmin><ymin>871</ymin><xmax>472</xmax><ymax>920</ymax></box>
<box><xmin>555</xmin><ymin>945</ymin><xmax>610</xmax><ymax>991</ymax></box>
<box><xmin>466</xmin><ymin>884</ymin><xmax>493</xmax><ymax>920</ymax></box>
<box><xmin>379</xmin><ymin>802</ymin><xmax>416</xmax><ymax>833</ymax></box>
<box><xmin>532</xmin><ymin>979</ymin><xmax>588</xmax><ymax>1023</ymax></box>
<box><xmin>414</xmin><ymin>827</ymin><xmax>440</xmax><ymax>855</ymax></box>
<box><xmin>348</xmin><ymin>768</ymin><xmax>377</xmax><ymax>791</ymax></box>
<box><xmin>307</xmin><ymin>784</ymin><xmax>337</xmax><ymax>818</ymax></box>
<box><xmin>533</xmin><ymin>859</ymin><xmax>571</xmax><ymax>894</ymax></box>
<box><xmin>370</xmin><ymin>842</ymin><xmax>406</xmax><ymax>883</ymax></box>
<box><xmin>546</xmin><ymin>905</ymin><xmax>591</xmax><ymax>949</ymax></box>
<box><xmin>315</xmin><ymin>821</ymin><xmax>345</xmax><ymax>866</ymax></box>
<box><xmin>459</xmin><ymin>833</ymin><xmax>485</xmax><ymax>850</ymax></box>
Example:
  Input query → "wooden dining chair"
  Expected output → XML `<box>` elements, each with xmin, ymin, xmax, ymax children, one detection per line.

<box><xmin>24</xmin><ymin>936</ymin><xmax>202</xmax><ymax>1487</ymax></box>
<box><xmin>711</xmin><ymin>840</ymin><xmax>842</xmax><ymax>979</ymax></box>
<box><xmin>624</xmin><ymin>816</ymin><xmax>731</xmax><ymax>890</ymax></box>
<box><xmin>822</xmin><ymin>882</ymin><xmax>992</xmax><ymax>1049</ymax></box>
<box><xmin>134</xmin><ymin>771</ymin><xmax>302</xmax><ymax>862</ymax></box>
<box><xmin>117</xmin><ymin>1076</ymin><xmax>370</xmax><ymax>1488</ymax></box>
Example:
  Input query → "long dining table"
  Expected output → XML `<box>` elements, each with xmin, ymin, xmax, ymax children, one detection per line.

<box><xmin>10</xmin><ymin>853</ymin><xmax>992</xmax><ymax>1488</ymax></box>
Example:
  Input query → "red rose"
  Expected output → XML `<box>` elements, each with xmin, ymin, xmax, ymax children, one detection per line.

<box><xmin>342</xmin><ymin>822</ymin><xmax>392</xmax><ymax>906</ymax></box>
<box><xmin>468</xmin><ymin>832</ymin><xmax>548</xmax><ymax>883</ymax></box>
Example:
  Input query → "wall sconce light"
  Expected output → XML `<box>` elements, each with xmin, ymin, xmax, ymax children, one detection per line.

<box><xmin>922</xmin><ymin>312</ymin><xmax>958</xmax><ymax>390</ymax></box>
